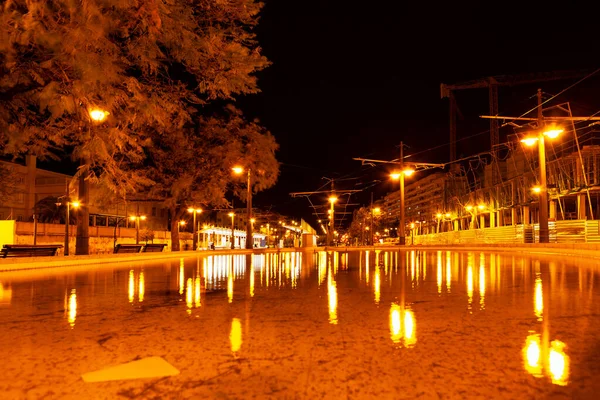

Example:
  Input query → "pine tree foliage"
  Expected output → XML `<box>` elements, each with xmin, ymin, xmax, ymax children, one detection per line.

<box><xmin>0</xmin><ymin>0</ymin><xmax>270</xmax><ymax>195</ymax></box>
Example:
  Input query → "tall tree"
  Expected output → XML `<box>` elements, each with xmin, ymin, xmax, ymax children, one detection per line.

<box><xmin>145</xmin><ymin>105</ymin><xmax>279</xmax><ymax>251</ymax></box>
<box><xmin>0</xmin><ymin>0</ymin><xmax>270</xmax><ymax>253</ymax></box>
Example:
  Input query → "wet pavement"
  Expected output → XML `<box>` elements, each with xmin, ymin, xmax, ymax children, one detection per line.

<box><xmin>1</xmin><ymin>250</ymin><xmax>599</xmax><ymax>399</ymax></box>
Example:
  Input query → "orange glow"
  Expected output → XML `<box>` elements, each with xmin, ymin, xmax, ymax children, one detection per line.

<box><xmin>186</xmin><ymin>278</ymin><xmax>193</xmax><ymax>314</ymax></box>
<box><xmin>403</xmin><ymin>168</ymin><xmax>415</xmax><ymax>177</ymax></box>
<box><xmin>549</xmin><ymin>340</ymin><xmax>570</xmax><ymax>386</ymax></box>
<box><xmin>544</xmin><ymin>128</ymin><xmax>563</xmax><ymax>139</ymax></box>
<box><xmin>534</xmin><ymin>275</ymin><xmax>543</xmax><ymax>321</ymax></box>
<box><xmin>89</xmin><ymin>108</ymin><xmax>109</xmax><ymax>122</ymax></box>
<box><xmin>390</xmin><ymin>172</ymin><xmax>401</xmax><ymax>180</ymax></box>
<box><xmin>67</xmin><ymin>289</ymin><xmax>77</xmax><ymax>327</ymax></box>
<box><xmin>327</xmin><ymin>267</ymin><xmax>338</xmax><ymax>324</ymax></box>
<box><xmin>532</xmin><ymin>186</ymin><xmax>542</xmax><ymax>194</ymax></box>
<box><xmin>374</xmin><ymin>266</ymin><xmax>381</xmax><ymax>304</ymax></box>
<box><xmin>128</xmin><ymin>270</ymin><xmax>135</xmax><ymax>303</ymax></box>
<box><xmin>523</xmin><ymin>333</ymin><xmax>543</xmax><ymax>377</ymax></box>
<box><xmin>389</xmin><ymin>304</ymin><xmax>402</xmax><ymax>343</ymax></box>
<box><xmin>328</xmin><ymin>196</ymin><xmax>338</xmax><ymax>203</ymax></box>
<box><xmin>232</xmin><ymin>166</ymin><xmax>244</xmax><ymax>175</ymax></box>
<box><xmin>230</xmin><ymin>318</ymin><xmax>243</xmax><ymax>353</ymax></box>
<box><xmin>70</xmin><ymin>201</ymin><xmax>80</xmax><ymax>209</ymax></box>
<box><xmin>138</xmin><ymin>271</ymin><xmax>145</xmax><ymax>303</ymax></box>
<box><xmin>521</xmin><ymin>137</ymin><xmax>539</xmax><ymax>146</ymax></box>
<box><xmin>465</xmin><ymin>205</ymin><xmax>473</xmax><ymax>211</ymax></box>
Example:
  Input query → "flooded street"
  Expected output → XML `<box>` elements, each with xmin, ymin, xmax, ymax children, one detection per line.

<box><xmin>1</xmin><ymin>250</ymin><xmax>599</xmax><ymax>399</ymax></box>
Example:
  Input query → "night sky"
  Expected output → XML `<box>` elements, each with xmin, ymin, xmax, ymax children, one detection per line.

<box><xmin>242</xmin><ymin>1</ymin><xmax>600</xmax><ymax>226</ymax></box>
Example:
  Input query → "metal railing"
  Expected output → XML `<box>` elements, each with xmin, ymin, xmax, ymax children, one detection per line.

<box><xmin>413</xmin><ymin>220</ymin><xmax>600</xmax><ymax>245</ymax></box>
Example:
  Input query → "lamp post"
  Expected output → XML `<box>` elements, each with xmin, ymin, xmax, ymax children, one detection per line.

<box><xmin>328</xmin><ymin>196</ymin><xmax>337</xmax><ymax>246</ymax></box>
<box><xmin>391</xmin><ymin>168</ymin><xmax>414</xmax><ymax>245</ymax></box>
<box><xmin>129</xmin><ymin>215</ymin><xmax>147</xmax><ymax>245</ymax></box>
<box><xmin>187</xmin><ymin>208</ymin><xmax>203</xmax><ymax>250</ymax></box>
<box><xmin>521</xmin><ymin>126</ymin><xmax>563</xmax><ymax>243</ymax></box>
<box><xmin>75</xmin><ymin>108</ymin><xmax>109</xmax><ymax>256</ymax></box>
<box><xmin>250</xmin><ymin>218</ymin><xmax>256</xmax><ymax>248</ymax></box>
<box><xmin>232</xmin><ymin>166</ymin><xmax>253</xmax><ymax>250</ymax></box>
<box><xmin>371</xmin><ymin>207</ymin><xmax>380</xmax><ymax>245</ymax></box>
<box><xmin>410</xmin><ymin>222</ymin><xmax>415</xmax><ymax>245</ymax></box>
<box><xmin>228</xmin><ymin>212</ymin><xmax>235</xmax><ymax>249</ymax></box>
<box><xmin>59</xmin><ymin>199</ymin><xmax>80</xmax><ymax>256</ymax></box>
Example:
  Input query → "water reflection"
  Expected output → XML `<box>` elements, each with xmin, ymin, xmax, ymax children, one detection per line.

<box><xmin>374</xmin><ymin>265</ymin><xmax>381</xmax><ymax>305</ymax></box>
<box><xmin>534</xmin><ymin>274</ymin><xmax>543</xmax><ymax>321</ymax></box>
<box><xmin>0</xmin><ymin>282</ymin><xmax>11</xmax><ymax>306</ymax></box>
<box><xmin>67</xmin><ymin>289</ymin><xmax>77</xmax><ymax>327</ymax></box>
<box><xmin>522</xmin><ymin>263</ymin><xmax>570</xmax><ymax>386</ymax></box>
<box><xmin>327</xmin><ymin>266</ymin><xmax>338</xmax><ymax>325</ymax></box>
<box><xmin>479</xmin><ymin>254</ymin><xmax>485</xmax><ymax>310</ymax></box>
<box><xmin>230</xmin><ymin>318</ymin><xmax>242</xmax><ymax>354</ymax></box>
<box><xmin>389</xmin><ymin>303</ymin><xmax>416</xmax><ymax>347</ymax></box>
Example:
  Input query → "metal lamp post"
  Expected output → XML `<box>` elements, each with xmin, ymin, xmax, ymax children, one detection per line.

<box><xmin>391</xmin><ymin>168</ymin><xmax>414</xmax><ymax>245</ymax></box>
<box><xmin>187</xmin><ymin>208</ymin><xmax>202</xmax><ymax>250</ymax></box>
<box><xmin>228</xmin><ymin>212</ymin><xmax>235</xmax><ymax>249</ymax></box>
<box><xmin>521</xmin><ymin>126</ymin><xmax>563</xmax><ymax>243</ymax></box>
<box><xmin>130</xmin><ymin>215</ymin><xmax>146</xmax><ymax>244</ymax></box>
<box><xmin>61</xmin><ymin>199</ymin><xmax>80</xmax><ymax>256</ymax></box>
<box><xmin>232</xmin><ymin>166</ymin><xmax>253</xmax><ymax>250</ymax></box>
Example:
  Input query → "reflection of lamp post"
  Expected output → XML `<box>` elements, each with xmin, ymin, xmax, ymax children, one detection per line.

<box><xmin>521</xmin><ymin>126</ymin><xmax>563</xmax><ymax>243</ymax></box>
<box><xmin>59</xmin><ymin>199</ymin><xmax>80</xmax><ymax>256</ymax></box>
<box><xmin>391</xmin><ymin>168</ymin><xmax>414</xmax><ymax>245</ymax></box>
<box><xmin>187</xmin><ymin>207</ymin><xmax>202</xmax><ymax>251</ymax></box>
<box><xmin>228</xmin><ymin>212</ymin><xmax>235</xmax><ymax>249</ymax></box>
<box><xmin>232</xmin><ymin>166</ymin><xmax>253</xmax><ymax>249</ymax></box>
<box><xmin>129</xmin><ymin>215</ymin><xmax>147</xmax><ymax>244</ymax></box>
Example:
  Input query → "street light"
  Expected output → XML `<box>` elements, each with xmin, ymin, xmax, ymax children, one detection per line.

<box><xmin>228</xmin><ymin>212</ymin><xmax>235</xmax><ymax>249</ymax></box>
<box><xmin>187</xmin><ymin>207</ymin><xmax>203</xmax><ymax>250</ymax></box>
<box><xmin>371</xmin><ymin>207</ymin><xmax>381</xmax><ymax>245</ymax></box>
<box><xmin>328</xmin><ymin>196</ymin><xmax>337</xmax><ymax>246</ymax></box>
<box><xmin>89</xmin><ymin>109</ymin><xmax>109</xmax><ymax>122</ymax></box>
<box><xmin>232</xmin><ymin>166</ymin><xmax>253</xmax><ymax>250</ymax></box>
<box><xmin>58</xmin><ymin>199</ymin><xmax>80</xmax><ymax>256</ymax></box>
<box><xmin>129</xmin><ymin>215</ymin><xmax>147</xmax><ymax>244</ymax></box>
<box><xmin>391</xmin><ymin>168</ymin><xmax>415</xmax><ymax>245</ymax></box>
<box><xmin>521</xmin><ymin>126</ymin><xmax>564</xmax><ymax>243</ymax></box>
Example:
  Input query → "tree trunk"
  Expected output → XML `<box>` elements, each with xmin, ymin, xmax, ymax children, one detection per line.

<box><xmin>170</xmin><ymin>206</ymin><xmax>180</xmax><ymax>251</ymax></box>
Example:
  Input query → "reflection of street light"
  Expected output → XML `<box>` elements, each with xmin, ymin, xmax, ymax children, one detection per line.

<box><xmin>58</xmin><ymin>199</ymin><xmax>80</xmax><ymax>256</ymax></box>
<box><xmin>521</xmin><ymin>126</ymin><xmax>564</xmax><ymax>243</ymax></box>
<box><xmin>228</xmin><ymin>212</ymin><xmax>235</xmax><ymax>249</ymax></box>
<box><xmin>232</xmin><ymin>166</ymin><xmax>253</xmax><ymax>249</ymax></box>
<box><xmin>129</xmin><ymin>215</ymin><xmax>147</xmax><ymax>244</ymax></box>
<box><xmin>187</xmin><ymin>207</ymin><xmax>202</xmax><ymax>251</ymax></box>
<box><xmin>391</xmin><ymin>169</ymin><xmax>415</xmax><ymax>245</ymax></box>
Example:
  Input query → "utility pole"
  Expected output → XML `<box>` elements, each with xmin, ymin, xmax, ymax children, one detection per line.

<box><xmin>245</xmin><ymin>169</ymin><xmax>253</xmax><ymax>249</ymax></box>
<box><xmin>370</xmin><ymin>192</ymin><xmax>373</xmax><ymax>246</ymax></box>
<box><xmin>329</xmin><ymin>180</ymin><xmax>335</xmax><ymax>246</ymax></box>
<box><xmin>537</xmin><ymin>89</ymin><xmax>549</xmax><ymax>243</ymax></box>
<box><xmin>399</xmin><ymin>142</ymin><xmax>406</xmax><ymax>245</ymax></box>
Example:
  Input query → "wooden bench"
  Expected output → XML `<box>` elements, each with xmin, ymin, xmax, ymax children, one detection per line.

<box><xmin>114</xmin><ymin>244</ymin><xmax>143</xmax><ymax>254</ymax></box>
<box><xmin>142</xmin><ymin>243</ymin><xmax>167</xmax><ymax>252</ymax></box>
<box><xmin>1</xmin><ymin>244</ymin><xmax>63</xmax><ymax>258</ymax></box>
